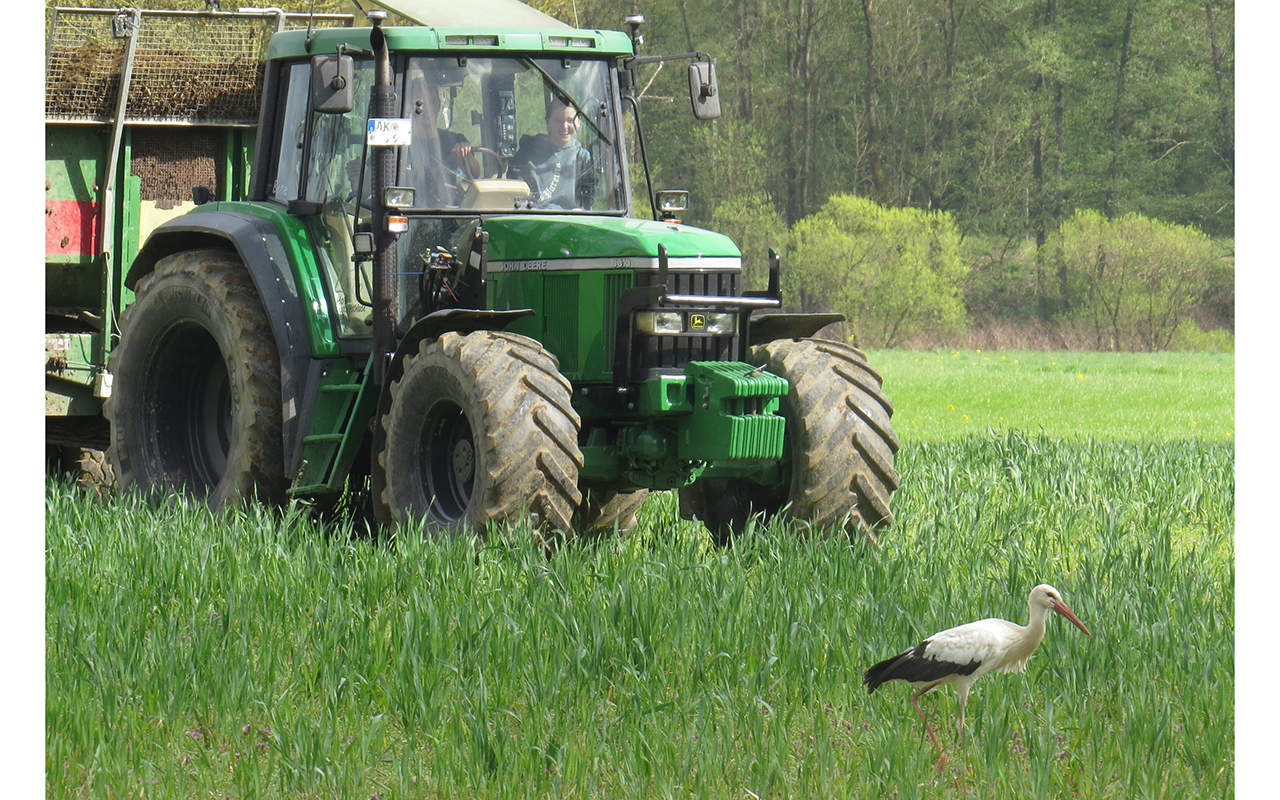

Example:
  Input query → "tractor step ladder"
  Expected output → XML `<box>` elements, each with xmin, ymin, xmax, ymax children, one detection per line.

<box><xmin>290</xmin><ymin>358</ymin><xmax>376</xmax><ymax>496</ymax></box>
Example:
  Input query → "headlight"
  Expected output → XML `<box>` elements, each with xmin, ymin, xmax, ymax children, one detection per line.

<box><xmin>636</xmin><ymin>310</ymin><xmax>684</xmax><ymax>334</ymax></box>
<box><xmin>383</xmin><ymin>186</ymin><xmax>416</xmax><ymax>208</ymax></box>
<box><xmin>704</xmin><ymin>312</ymin><xmax>737</xmax><ymax>334</ymax></box>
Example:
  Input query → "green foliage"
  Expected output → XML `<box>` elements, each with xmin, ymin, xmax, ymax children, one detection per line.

<box><xmin>591</xmin><ymin>0</ymin><xmax>1233</xmax><ymax>245</ymax></box>
<box><xmin>961</xmin><ymin>235</ymin><xmax>1044</xmax><ymax>323</ymax></box>
<box><xmin>1169</xmin><ymin>318</ymin><xmax>1234</xmax><ymax>353</ymax></box>
<box><xmin>788</xmin><ymin>195</ymin><xmax>967</xmax><ymax>348</ymax></box>
<box><xmin>1197</xmin><ymin>237</ymin><xmax>1235</xmax><ymax>331</ymax></box>
<box><xmin>709</xmin><ymin>193</ymin><xmax>787</xmax><ymax>292</ymax></box>
<box><xmin>1050</xmin><ymin>210</ymin><xmax>1219</xmax><ymax>351</ymax></box>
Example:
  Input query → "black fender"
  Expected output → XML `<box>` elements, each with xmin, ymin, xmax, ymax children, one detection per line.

<box><xmin>126</xmin><ymin>210</ymin><xmax>316</xmax><ymax>479</ymax></box>
<box><xmin>369</xmin><ymin>307</ymin><xmax>535</xmax><ymax>522</ymax></box>
<box><xmin>746</xmin><ymin>312</ymin><xmax>845</xmax><ymax>347</ymax></box>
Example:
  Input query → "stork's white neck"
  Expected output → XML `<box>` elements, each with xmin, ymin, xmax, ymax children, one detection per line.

<box><xmin>1025</xmin><ymin>600</ymin><xmax>1050</xmax><ymax>642</ymax></box>
<box><xmin>999</xmin><ymin>597</ymin><xmax>1050</xmax><ymax>672</ymax></box>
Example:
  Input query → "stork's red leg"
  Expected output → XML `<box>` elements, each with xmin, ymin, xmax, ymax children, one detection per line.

<box><xmin>909</xmin><ymin>682</ymin><xmax>944</xmax><ymax>755</ymax></box>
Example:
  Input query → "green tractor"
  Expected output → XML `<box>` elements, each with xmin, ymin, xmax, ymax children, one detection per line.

<box><xmin>45</xmin><ymin>1</ymin><xmax>899</xmax><ymax>543</ymax></box>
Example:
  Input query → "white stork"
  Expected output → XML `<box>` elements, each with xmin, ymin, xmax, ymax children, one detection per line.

<box><xmin>863</xmin><ymin>584</ymin><xmax>1090</xmax><ymax>759</ymax></box>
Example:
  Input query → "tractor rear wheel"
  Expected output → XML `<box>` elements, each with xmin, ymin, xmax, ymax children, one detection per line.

<box><xmin>107</xmin><ymin>249</ymin><xmax>286</xmax><ymax>508</ymax></box>
<box><xmin>379</xmin><ymin>331</ymin><xmax>583</xmax><ymax>541</ymax></box>
<box><xmin>681</xmin><ymin>338</ymin><xmax>899</xmax><ymax>543</ymax></box>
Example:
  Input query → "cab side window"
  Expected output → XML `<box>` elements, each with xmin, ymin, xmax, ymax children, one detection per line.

<box><xmin>269</xmin><ymin>63</ymin><xmax>310</xmax><ymax>203</ymax></box>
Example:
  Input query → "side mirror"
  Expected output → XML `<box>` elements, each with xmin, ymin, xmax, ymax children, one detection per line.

<box><xmin>311</xmin><ymin>54</ymin><xmax>354</xmax><ymax>114</ymax></box>
<box><xmin>688</xmin><ymin>61</ymin><xmax>720</xmax><ymax>120</ymax></box>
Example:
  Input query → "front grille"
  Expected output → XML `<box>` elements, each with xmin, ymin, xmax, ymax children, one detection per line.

<box><xmin>634</xmin><ymin>331</ymin><xmax>738</xmax><ymax>374</ymax></box>
<box><xmin>632</xmin><ymin>269</ymin><xmax>741</xmax><ymax>376</ymax></box>
<box><xmin>601</xmin><ymin>272</ymin><xmax>631</xmax><ymax>372</ymax></box>
<box><xmin>635</xmin><ymin>270</ymin><xmax>739</xmax><ymax>297</ymax></box>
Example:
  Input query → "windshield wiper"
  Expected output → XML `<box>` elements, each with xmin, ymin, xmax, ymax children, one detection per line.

<box><xmin>518</xmin><ymin>57</ymin><xmax>612</xmax><ymax>146</ymax></box>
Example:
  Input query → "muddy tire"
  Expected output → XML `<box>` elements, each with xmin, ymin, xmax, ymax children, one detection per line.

<box><xmin>682</xmin><ymin>338</ymin><xmax>899</xmax><ymax>543</ymax></box>
<box><xmin>47</xmin><ymin>446</ymin><xmax>116</xmax><ymax>497</ymax></box>
<box><xmin>106</xmin><ymin>249</ymin><xmax>286</xmax><ymax>508</ymax></box>
<box><xmin>575</xmin><ymin>489</ymin><xmax>649</xmax><ymax>537</ymax></box>
<box><xmin>71</xmin><ymin>447</ymin><xmax>115</xmax><ymax>497</ymax></box>
<box><xmin>379</xmin><ymin>331</ymin><xmax>583</xmax><ymax>540</ymax></box>
<box><xmin>678</xmin><ymin>476</ymin><xmax>760</xmax><ymax>546</ymax></box>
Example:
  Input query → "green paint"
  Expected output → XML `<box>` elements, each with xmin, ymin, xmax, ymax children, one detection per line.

<box><xmin>291</xmin><ymin>356</ymin><xmax>377</xmax><ymax>496</ymax></box>
<box><xmin>481</xmin><ymin>215</ymin><xmax>741</xmax><ymax>385</ymax></box>
<box><xmin>678</xmin><ymin>362</ymin><xmax>787</xmax><ymax>462</ymax></box>
<box><xmin>636</xmin><ymin>374</ymin><xmax>695</xmax><ymax>414</ymax></box>
<box><xmin>482</xmin><ymin>215</ymin><xmax>741</xmax><ymax>261</ymax></box>
<box><xmin>188</xmin><ymin>201</ymin><xmax>340</xmax><ymax>357</ymax></box>
<box><xmin>490</xmin><ymin>268</ymin><xmax>633</xmax><ymax>381</ymax></box>
<box><xmin>266</xmin><ymin>26</ymin><xmax>633</xmax><ymax>61</ymax></box>
<box><xmin>574</xmin><ymin>363</ymin><xmax>789</xmax><ymax>489</ymax></box>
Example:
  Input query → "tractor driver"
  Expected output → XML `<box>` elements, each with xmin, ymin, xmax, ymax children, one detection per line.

<box><xmin>403</xmin><ymin>69</ymin><xmax>480</xmax><ymax>207</ymax></box>
<box><xmin>508</xmin><ymin>99</ymin><xmax>599</xmax><ymax>210</ymax></box>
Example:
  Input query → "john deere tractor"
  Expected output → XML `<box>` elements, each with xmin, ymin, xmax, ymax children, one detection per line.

<box><xmin>45</xmin><ymin>1</ymin><xmax>899</xmax><ymax>543</ymax></box>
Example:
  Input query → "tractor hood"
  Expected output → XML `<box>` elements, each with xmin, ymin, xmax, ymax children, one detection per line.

<box><xmin>480</xmin><ymin>215</ymin><xmax>742</xmax><ymax>271</ymax></box>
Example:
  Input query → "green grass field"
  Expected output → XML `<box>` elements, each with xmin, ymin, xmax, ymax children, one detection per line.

<box><xmin>871</xmin><ymin>349</ymin><xmax>1234</xmax><ymax>442</ymax></box>
<box><xmin>45</xmin><ymin>351</ymin><xmax>1234</xmax><ymax>799</ymax></box>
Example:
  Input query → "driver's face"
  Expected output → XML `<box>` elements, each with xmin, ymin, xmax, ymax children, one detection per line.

<box><xmin>546</xmin><ymin>104</ymin><xmax>579</xmax><ymax>148</ymax></box>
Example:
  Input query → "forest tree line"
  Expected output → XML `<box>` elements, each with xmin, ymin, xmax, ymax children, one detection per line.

<box><xmin>50</xmin><ymin>0</ymin><xmax>1236</xmax><ymax>350</ymax></box>
<box><xmin>567</xmin><ymin>0</ymin><xmax>1235</xmax><ymax>350</ymax></box>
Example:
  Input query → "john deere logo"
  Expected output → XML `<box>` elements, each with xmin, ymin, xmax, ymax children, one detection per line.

<box><xmin>690</xmin><ymin>314</ymin><xmax>706</xmax><ymax>330</ymax></box>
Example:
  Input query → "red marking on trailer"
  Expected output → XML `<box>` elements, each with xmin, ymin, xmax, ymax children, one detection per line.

<box><xmin>45</xmin><ymin>200</ymin><xmax>99</xmax><ymax>256</ymax></box>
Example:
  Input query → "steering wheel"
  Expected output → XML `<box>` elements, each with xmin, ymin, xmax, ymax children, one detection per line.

<box><xmin>462</xmin><ymin>146</ymin><xmax>507</xmax><ymax>180</ymax></box>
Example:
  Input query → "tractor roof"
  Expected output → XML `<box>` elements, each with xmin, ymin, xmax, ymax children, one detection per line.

<box><xmin>379</xmin><ymin>0</ymin><xmax>571</xmax><ymax>30</ymax></box>
<box><xmin>267</xmin><ymin>0</ymin><xmax>634</xmax><ymax>60</ymax></box>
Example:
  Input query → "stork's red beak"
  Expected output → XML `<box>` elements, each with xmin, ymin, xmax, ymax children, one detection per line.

<box><xmin>1054</xmin><ymin>601</ymin><xmax>1091</xmax><ymax>636</ymax></box>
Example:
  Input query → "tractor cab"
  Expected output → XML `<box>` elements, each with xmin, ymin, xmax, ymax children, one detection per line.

<box><xmin>276</xmin><ymin>40</ymin><xmax>635</xmax><ymax>338</ymax></box>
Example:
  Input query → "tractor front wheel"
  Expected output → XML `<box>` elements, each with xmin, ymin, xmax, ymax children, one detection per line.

<box><xmin>379</xmin><ymin>331</ymin><xmax>583</xmax><ymax>541</ymax></box>
<box><xmin>755</xmin><ymin>338</ymin><xmax>899</xmax><ymax>539</ymax></box>
<box><xmin>681</xmin><ymin>338</ymin><xmax>899</xmax><ymax>543</ymax></box>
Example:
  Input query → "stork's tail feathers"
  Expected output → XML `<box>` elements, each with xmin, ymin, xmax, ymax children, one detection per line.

<box><xmin>863</xmin><ymin>650</ymin><xmax>914</xmax><ymax>694</ymax></box>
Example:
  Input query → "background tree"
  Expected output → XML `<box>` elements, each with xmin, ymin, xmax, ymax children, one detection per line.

<box><xmin>1052</xmin><ymin>210</ymin><xmax>1217</xmax><ymax>351</ymax></box>
<box><xmin>788</xmin><ymin>195</ymin><xmax>967</xmax><ymax>347</ymax></box>
<box><xmin>45</xmin><ymin>0</ymin><xmax>1233</xmax><ymax>350</ymax></box>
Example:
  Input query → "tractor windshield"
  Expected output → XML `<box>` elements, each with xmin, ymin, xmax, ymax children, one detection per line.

<box><xmin>401</xmin><ymin>56</ymin><xmax>625</xmax><ymax>212</ymax></box>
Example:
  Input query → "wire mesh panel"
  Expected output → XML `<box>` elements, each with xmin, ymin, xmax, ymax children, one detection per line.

<box><xmin>130</xmin><ymin>127</ymin><xmax>222</xmax><ymax>205</ymax></box>
<box><xmin>45</xmin><ymin>9</ymin><xmax>130</xmax><ymax>122</ymax></box>
<box><xmin>123</xmin><ymin>11</ymin><xmax>274</xmax><ymax>124</ymax></box>
<box><xmin>46</xmin><ymin>9</ymin><xmax>353</xmax><ymax>125</ymax></box>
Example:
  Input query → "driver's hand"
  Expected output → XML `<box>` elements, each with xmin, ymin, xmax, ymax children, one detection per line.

<box><xmin>452</xmin><ymin>142</ymin><xmax>472</xmax><ymax>158</ymax></box>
